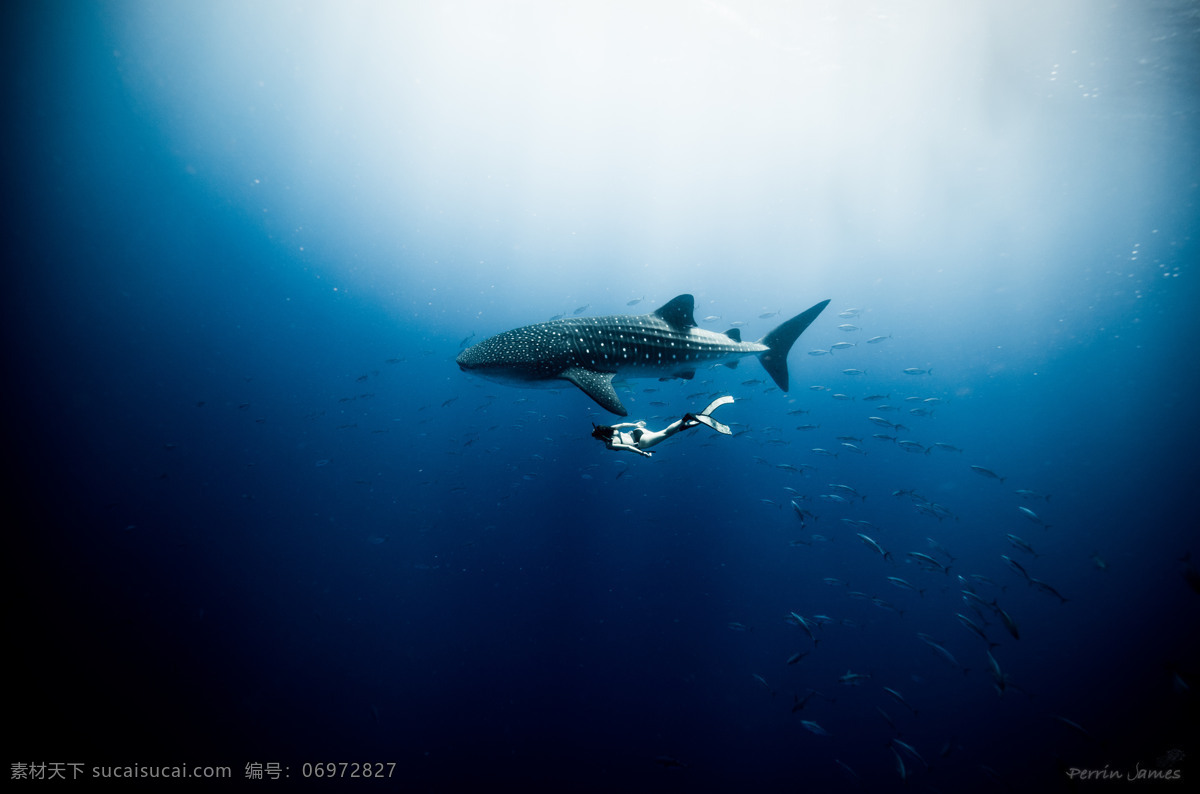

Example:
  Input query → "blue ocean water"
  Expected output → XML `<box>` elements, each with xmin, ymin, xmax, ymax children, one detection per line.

<box><xmin>6</xmin><ymin>1</ymin><xmax>1199</xmax><ymax>790</ymax></box>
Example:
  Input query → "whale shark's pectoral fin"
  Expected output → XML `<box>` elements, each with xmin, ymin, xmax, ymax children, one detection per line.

<box><xmin>561</xmin><ymin>367</ymin><xmax>626</xmax><ymax>416</ymax></box>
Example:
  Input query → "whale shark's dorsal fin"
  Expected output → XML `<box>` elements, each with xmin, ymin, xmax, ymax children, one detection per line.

<box><xmin>561</xmin><ymin>366</ymin><xmax>626</xmax><ymax>416</ymax></box>
<box><xmin>653</xmin><ymin>294</ymin><xmax>697</xmax><ymax>330</ymax></box>
<box><xmin>725</xmin><ymin>328</ymin><xmax>742</xmax><ymax>342</ymax></box>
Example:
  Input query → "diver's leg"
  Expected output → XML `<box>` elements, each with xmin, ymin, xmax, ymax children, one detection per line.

<box><xmin>635</xmin><ymin>426</ymin><xmax>674</xmax><ymax>450</ymax></box>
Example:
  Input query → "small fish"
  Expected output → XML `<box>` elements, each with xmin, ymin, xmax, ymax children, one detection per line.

<box><xmin>867</xmin><ymin>334</ymin><xmax>892</xmax><ymax>344</ymax></box>
<box><xmin>792</xmin><ymin>502</ymin><xmax>816</xmax><ymax>523</ymax></box>
<box><xmin>917</xmin><ymin>634</ymin><xmax>967</xmax><ymax>672</ymax></box>
<box><xmin>1002</xmin><ymin>555</ymin><xmax>1032</xmax><ymax>583</ymax></box>
<box><xmin>828</xmin><ymin>484</ymin><xmax>865</xmax><ymax>500</ymax></box>
<box><xmin>993</xmin><ymin>603</ymin><xmax>1020</xmax><ymax>639</ymax></box>
<box><xmin>835</xmin><ymin>759</ymin><xmax>861</xmax><ymax>783</ymax></box>
<box><xmin>961</xmin><ymin>590</ymin><xmax>992</xmax><ymax>613</ymax></box>
<box><xmin>727</xmin><ymin>622</ymin><xmax>753</xmax><ymax>632</ymax></box>
<box><xmin>970</xmin><ymin>465</ymin><xmax>1005</xmax><ymax>482</ymax></box>
<box><xmin>857</xmin><ymin>533</ymin><xmax>892</xmax><ymax>561</ymax></box>
<box><xmin>837</xmin><ymin>324</ymin><xmax>860</xmax><ymax>332</ymax></box>
<box><xmin>891</xmin><ymin>737</ymin><xmax>928</xmax><ymax>769</ymax></box>
<box><xmin>837</xmin><ymin>308</ymin><xmax>861</xmax><ymax>318</ymax></box>
<box><xmin>891</xmin><ymin>745</ymin><xmax>908</xmax><ymax>782</ymax></box>
<box><xmin>1051</xmin><ymin>715</ymin><xmax>1094</xmax><ymax>741</ymax></box>
<box><xmin>842</xmin><ymin>368</ymin><xmax>867</xmax><ymax>376</ymax></box>
<box><xmin>572</xmin><ymin>304</ymin><xmax>590</xmax><ymax>315</ymax></box>
<box><xmin>791</xmin><ymin>690</ymin><xmax>817</xmax><ymax>712</ymax></box>
<box><xmin>967</xmin><ymin>573</ymin><xmax>1003</xmax><ymax>589</ymax></box>
<box><xmin>787</xmin><ymin>650</ymin><xmax>811</xmax><ymax>665</ymax></box>
<box><xmin>926</xmin><ymin>537</ymin><xmax>956</xmax><ymax>562</ymax></box>
<box><xmin>800</xmin><ymin>720</ymin><xmax>830</xmax><ymax>736</ymax></box>
<box><xmin>1005</xmin><ymin>533</ymin><xmax>1038</xmax><ymax>557</ymax></box>
<box><xmin>884</xmin><ymin>687</ymin><xmax>918</xmax><ymax>715</ymax></box>
<box><xmin>887</xmin><ymin>576</ymin><xmax>925</xmax><ymax>597</ymax></box>
<box><xmin>956</xmin><ymin>613</ymin><xmax>998</xmax><ymax>648</ymax></box>
<box><xmin>807</xmin><ymin>349</ymin><xmax>831</xmax><ymax>356</ymax></box>
<box><xmin>902</xmin><ymin>367</ymin><xmax>931</xmax><ymax>375</ymax></box>
<box><xmin>787</xmin><ymin>612</ymin><xmax>820</xmax><ymax>644</ymax></box>
<box><xmin>1030</xmin><ymin>577</ymin><xmax>1069</xmax><ymax>603</ymax></box>
<box><xmin>913</xmin><ymin>501</ymin><xmax>956</xmax><ymax>522</ymax></box>
<box><xmin>838</xmin><ymin>670</ymin><xmax>871</xmax><ymax>685</ymax></box>
<box><xmin>987</xmin><ymin>650</ymin><xmax>1008</xmax><ymax>696</ymax></box>
<box><xmin>830</xmin><ymin>342</ymin><xmax>856</xmax><ymax>350</ymax></box>
<box><xmin>1017</xmin><ymin>506</ymin><xmax>1051</xmax><ymax>529</ymax></box>
<box><xmin>872</xmin><ymin>597</ymin><xmax>903</xmax><ymax>615</ymax></box>
<box><xmin>626</xmin><ymin>297</ymin><xmax>644</xmax><ymax>306</ymax></box>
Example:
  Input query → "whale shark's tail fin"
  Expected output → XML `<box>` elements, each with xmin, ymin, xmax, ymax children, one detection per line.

<box><xmin>758</xmin><ymin>300</ymin><xmax>831</xmax><ymax>392</ymax></box>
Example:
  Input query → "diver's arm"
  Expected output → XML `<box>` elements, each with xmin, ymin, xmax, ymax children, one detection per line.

<box><xmin>610</xmin><ymin>439</ymin><xmax>653</xmax><ymax>457</ymax></box>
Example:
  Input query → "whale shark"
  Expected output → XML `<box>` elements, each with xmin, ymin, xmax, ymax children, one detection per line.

<box><xmin>456</xmin><ymin>294</ymin><xmax>830</xmax><ymax>415</ymax></box>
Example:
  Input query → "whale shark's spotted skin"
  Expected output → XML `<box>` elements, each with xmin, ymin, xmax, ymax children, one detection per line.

<box><xmin>456</xmin><ymin>294</ymin><xmax>830</xmax><ymax>415</ymax></box>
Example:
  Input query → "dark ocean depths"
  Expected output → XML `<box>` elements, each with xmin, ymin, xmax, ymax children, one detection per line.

<box><xmin>6</xmin><ymin>1</ymin><xmax>1199</xmax><ymax>791</ymax></box>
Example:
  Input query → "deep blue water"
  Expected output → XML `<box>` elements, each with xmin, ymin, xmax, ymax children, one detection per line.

<box><xmin>7</xmin><ymin>1</ymin><xmax>1200</xmax><ymax>791</ymax></box>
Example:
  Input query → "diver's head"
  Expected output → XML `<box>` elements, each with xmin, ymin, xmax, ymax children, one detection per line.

<box><xmin>591</xmin><ymin>423</ymin><xmax>615</xmax><ymax>441</ymax></box>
